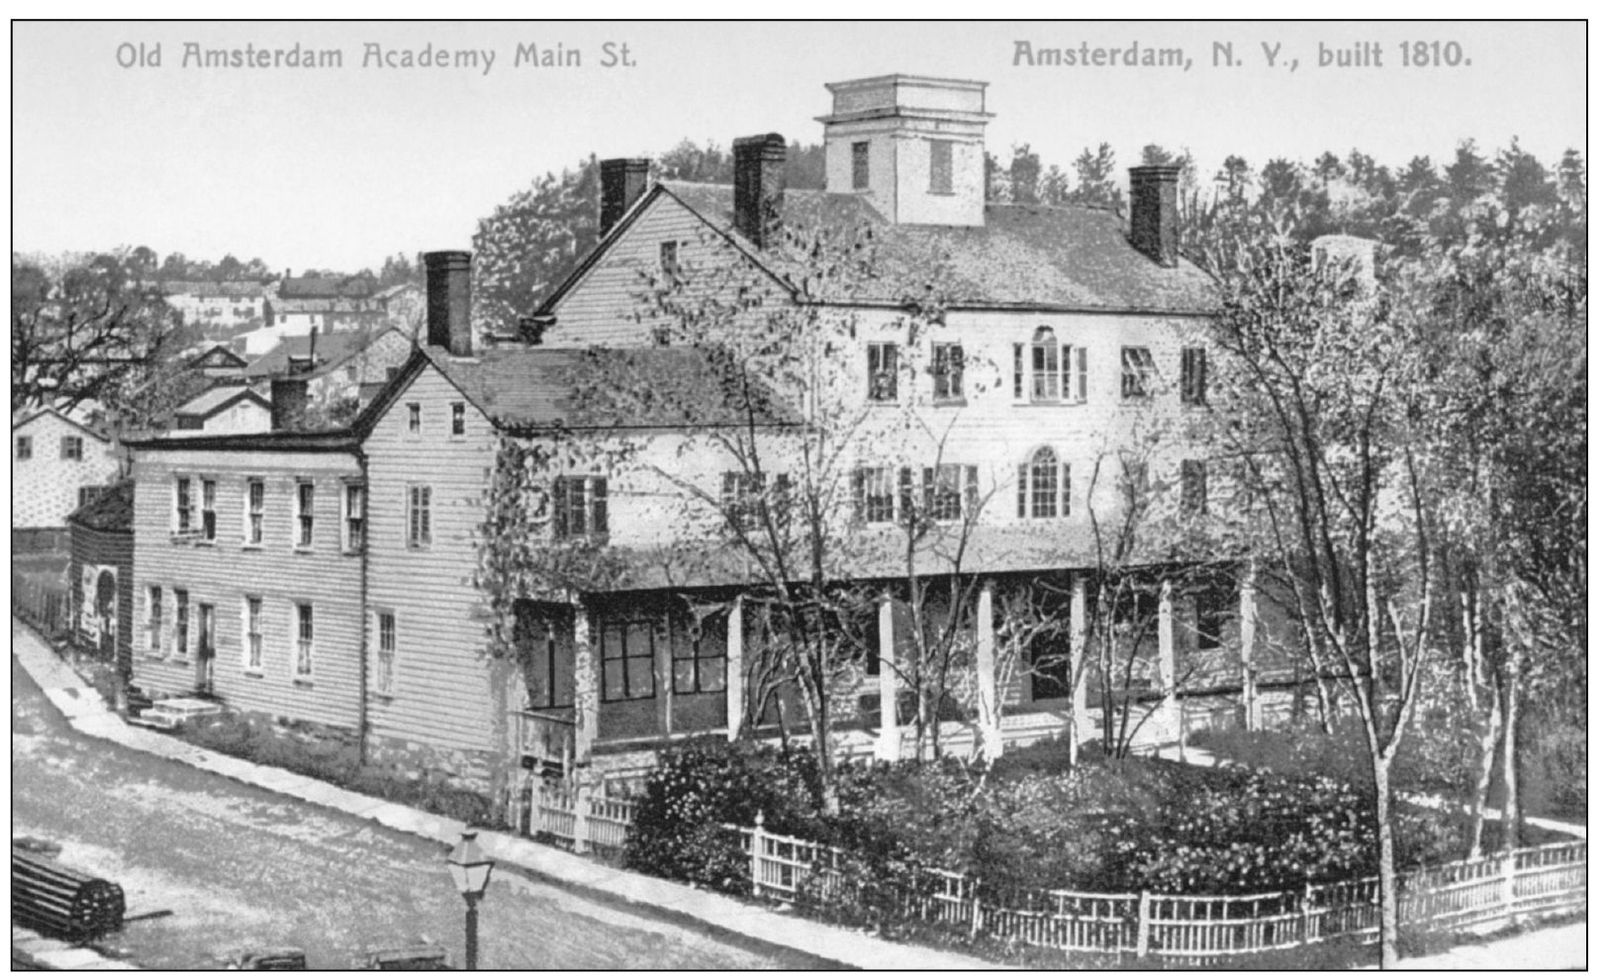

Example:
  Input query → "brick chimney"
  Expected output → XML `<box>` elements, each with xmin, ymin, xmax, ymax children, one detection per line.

<box><xmin>733</xmin><ymin>133</ymin><xmax>787</xmax><ymax>249</ymax></box>
<box><xmin>424</xmin><ymin>251</ymin><xmax>473</xmax><ymax>356</ymax></box>
<box><xmin>599</xmin><ymin>158</ymin><xmax>651</xmax><ymax>238</ymax></box>
<box><xmin>1128</xmin><ymin>165</ymin><xmax>1182</xmax><ymax>267</ymax></box>
<box><xmin>270</xmin><ymin>377</ymin><xmax>309</xmax><ymax>431</ymax></box>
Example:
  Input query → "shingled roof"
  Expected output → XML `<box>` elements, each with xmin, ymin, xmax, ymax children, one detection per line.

<box><xmin>417</xmin><ymin>345</ymin><xmax>799</xmax><ymax>431</ymax></box>
<box><xmin>67</xmin><ymin>480</ymin><xmax>134</xmax><ymax>533</ymax></box>
<box><xmin>243</xmin><ymin>327</ymin><xmax>404</xmax><ymax>379</ymax></box>
<box><xmin>641</xmin><ymin>181</ymin><xmax>1219</xmax><ymax>314</ymax></box>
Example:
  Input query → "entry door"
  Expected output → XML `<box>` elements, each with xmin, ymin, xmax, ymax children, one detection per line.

<box><xmin>196</xmin><ymin>603</ymin><xmax>216</xmax><ymax>695</ymax></box>
<box><xmin>94</xmin><ymin>570</ymin><xmax>118</xmax><ymax>660</ymax></box>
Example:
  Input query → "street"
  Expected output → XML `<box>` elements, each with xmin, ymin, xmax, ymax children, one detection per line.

<box><xmin>11</xmin><ymin>654</ymin><xmax>825</xmax><ymax>970</ymax></box>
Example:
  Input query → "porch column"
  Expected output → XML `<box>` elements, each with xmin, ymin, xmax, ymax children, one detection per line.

<box><xmin>1239</xmin><ymin>562</ymin><xmax>1260</xmax><ymax>731</ymax></box>
<box><xmin>726</xmin><ymin>597</ymin><xmax>744</xmax><ymax>741</ymax></box>
<box><xmin>875</xmin><ymin>594</ymin><xmax>900</xmax><ymax>761</ymax></box>
<box><xmin>573</xmin><ymin>603</ymin><xmax>597</xmax><ymax>765</ymax></box>
<box><xmin>975</xmin><ymin>581</ymin><xmax>1002</xmax><ymax>762</ymax></box>
<box><xmin>1158</xmin><ymin>580</ymin><xmax>1182</xmax><ymax>759</ymax></box>
<box><xmin>1069</xmin><ymin>574</ymin><xmax>1090</xmax><ymax>765</ymax></box>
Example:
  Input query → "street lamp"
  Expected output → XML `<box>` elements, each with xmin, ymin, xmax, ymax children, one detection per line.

<box><xmin>445</xmin><ymin>829</ymin><xmax>495</xmax><ymax>970</ymax></box>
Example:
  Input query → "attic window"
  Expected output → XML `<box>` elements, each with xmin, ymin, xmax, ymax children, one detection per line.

<box><xmin>851</xmin><ymin>142</ymin><xmax>870</xmax><ymax>190</ymax></box>
<box><xmin>929</xmin><ymin>140</ymin><xmax>954</xmax><ymax>194</ymax></box>
<box><xmin>659</xmin><ymin>241</ymin><xmax>680</xmax><ymax>279</ymax></box>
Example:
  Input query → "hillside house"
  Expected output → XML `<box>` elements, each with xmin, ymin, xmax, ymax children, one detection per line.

<box><xmin>170</xmin><ymin>386</ymin><xmax>273</xmax><ymax>436</ymax></box>
<box><xmin>12</xmin><ymin>407</ymin><xmax>124</xmax><ymax>552</ymax></box>
<box><xmin>157</xmin><ymin>280</ymin><xmax>272</xmax><ymax>337</ymax></box>
<box><xmin>267</xmin><ymin>272</ymin><xmax>387</xmax><ymax>334</ymax></box>
<box><xmin>243</xmin><ymin>325</ymin><xmax>415</xmax><ymax>417</ymax></box>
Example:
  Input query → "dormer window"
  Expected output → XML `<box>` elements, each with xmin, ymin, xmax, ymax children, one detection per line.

<box><xmin>851</xmin><ymin>141</ymin><xmax>870</xmax><ymax>190</ymax></box>
<box><xmin>928</xmin><ymin>140</ymin><xmax>954</xmax><ymax>194</ymax></box>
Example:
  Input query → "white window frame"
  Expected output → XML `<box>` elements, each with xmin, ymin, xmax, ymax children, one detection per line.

<box><xmin>406</xmin><ymin>402</ymin><xmax>421</xmax><ymax>436</ymax></box>
<box><xmin>293</xmin><ymin>602</ymin><xmax>314</xmax><ymax>680</ymax></box>
<box><xmin>343</xmin><ymin>482</ymin><xmax>366</xmax><ymax>553</ymax></box>
<box><xmin>853</xmin><ymin>466</ymin><xmax>896</xmax><ymax>525</ymax></box>
<box><xmin>146</xmin><ymin>585</ymin><xmax>163</xmax><ymax>657</ymax></box>
<box><xmin>200</xmin><ymin>479</ymin><xmax>217</xmax><ymax>542</ymax></box>
<box><xmin>406</xmin><ymin>484</ymin><xmax>432</xmax><ymax>548</ymax></box>
<box><xmin>867</xmin><ymin>342</ymin><xmax>898</xmax><ymax>403</ymax></box>
<box><xmin>243</xmin><ymin>595</ymin><xmax>264</xmax><ymax>674</ymax></box>
<box><xmin>374</xmin><ymin>610</ymin><xmax>396</xmax><ymax>696</ymax></box>
<box><xmin>244</xmin><ymin>478</ymin><xmax>265</xmax><ymax>545</ymax></box>
<box><xmin>552</xmin><ymin>476</ymin><xmax>608</xmax><ymax>540</ymax></box>
<box><xmin>294</xmin><ymin>480</ymin><xmax>314</xmax><ymax>549</ymax></box>
<box><xmin>174</xmin><ymin>476</ymin><xmax>193</xmax><ymax>535</ymax></box>
<box><xmin>172</xmin><ymin>588</ymin><xmax>191</xmax><ymax>661</ymax></box>
<box><xmin>931</xmin><ymin>341</ymin><xmax>964</xmax><ymax>402</ymax></box>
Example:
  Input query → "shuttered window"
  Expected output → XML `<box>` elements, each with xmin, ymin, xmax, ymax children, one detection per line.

<box><xmin>553</xmin><ymin>477</ymin><xmax>608</xmax><ymax>539</ymax></box>
<box><xmin>1181</xmin><ymin>347</ymin><xmax>1208</xmax><ymax>405</ymax></box>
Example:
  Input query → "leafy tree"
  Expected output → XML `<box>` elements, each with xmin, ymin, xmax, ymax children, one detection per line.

<box><xmin>1068</xmin><ymin>143</ymin><xmax>1120</xmax><ymax>208</ymax></box>
<box><xmin>12</xmin><ymin>250</ymin><xmax>187</xmax><ymax>416</ymax></box>
<box><xmin>1008</xmin><ymin>144</ymin><xmax>1043</xmax><ymax>205</ymax></box>
<box><xmin>1214</xmin><ymin>155</ymin><xmax>1252</xmax><ymax>205</ymax></box>
<box><xmin>377</xmin><ymin>252</ymin><xmax>421</xmax><ymax>289</ymax></box>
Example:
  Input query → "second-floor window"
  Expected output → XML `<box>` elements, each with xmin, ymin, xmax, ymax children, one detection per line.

<box><xmin>60</xmin><ymin>436</ymin><xmax>83</xmax><ymax>461</ymax></box>
<box><xmin>295</xmin><ymin>481</ymin><xmax>314</xmax><ymax>547</ymax></box>
<box><xmin>929</xmin><ymin>139</ymin><xmax>954</xmax><ymax>194</ymax></box>
<box><xmin>720</xmin><ymin>472</ymin><xmax>791</xmax><ymax>530</ymax></box>
<box><xmin>867</xmin><ymin>343</ymin><xmax>898</xmax><ymax>402</ymax></box>
<box><xmin>201</xmin><ymin>479</ymin><xmax>217</xmax><ymax>541</ymax></box>
<box><xmin>1181</xmin><ymin>459</ymin><xmax>1208</xmax><ymax>515</ymax></box>
<box><xmin>1181</xmin><ymin>347</ymin><xmax>1208</xmax><ymax>405</ymax></box>
<box><xmin>1121</xmin><ymin>346</ymin><xmax>1158</xmax><ymax>399</ymax></box>
<box><xmin>245</xmin><ymin>479</ymin><xmax>264</xmax><ymax>544</ymax></box>
<box><xmin>175</xmin><ymin>478</ymin><xmax>193</xmax><ymax>534</ymax></box>
<box><xmin>853</xmin><ymin>467</ymin><xmax>896</xmax><ymax>524</ymax></box>
<box><xmin>659</xmin><ymin>240</ymin><xmax>680</xmax><ymax>279</ymax></box>
<box><xmin>553</xmin><ymin>476</ymin><xmax>608</xmax><ymax>539</ymax></box>
<box><xmin>343</xmin><ymin>483</ymin><xmax>366</xmax><ymax>551</ymax></box>
<box><xmin>450</xmin><ymin>402</ymin><xmax>465</xmax><ymax>437</ymax></box>
<box><xmin>294</xmin><ymin>602</ymin><xmax>314</xmax><ymax>679</ymax></box>
<box><xmin>1013</xmin><ymin>328</ymin><xmax>1087</xmax><ymax>404</ymax></box>
<box><xmin>407</xmin><ymin>403</ymin><xmax>421</xmax><ymax>434</ymax></box>
<box><xmin>931</xmin><ymin>342</ymin><xmax>964</xmax><ymax>402</ymax></box>
<box><xmin>16</xmin><ymin>436</ymin><xmax>31</xmax><ymax>460</ymax></box>
<box><xmin>407</xmin><ymin>485</ymin><xmax>432</xmax><ymax>548</ymax></box>
<box><xmin>851</xmin><ymin>141</ymin><xmax>870</xmax><ymax>190</ymax></box>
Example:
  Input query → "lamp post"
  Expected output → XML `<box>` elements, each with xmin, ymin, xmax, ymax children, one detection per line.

<box><xmin>445</xmin><ymin>829</ymin><xmax>495</xmax><ymax>970</ymax></box>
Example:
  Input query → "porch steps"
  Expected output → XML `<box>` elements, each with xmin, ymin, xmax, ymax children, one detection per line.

<box><xmin>127</xmin><ymin>697</ymin><xmax>223</xmax><ymax>731</ymax></box>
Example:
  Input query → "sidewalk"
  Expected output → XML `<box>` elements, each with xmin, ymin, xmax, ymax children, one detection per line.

<box><xmin>1394</xmin><ymin>920</ymin><xmax>1585</xmax><ymax>969</ymax></box>
<box><xmin>11</xmin><ymin>619</ymin><xmax>995</xmax><ymax>970</ymax></box>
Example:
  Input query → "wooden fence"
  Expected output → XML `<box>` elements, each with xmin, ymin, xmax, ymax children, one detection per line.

<box><xmin>12</xmin><ymin>573</ymin><xmax>71</xmax><ymax>638</ymax></box>
<box><xmin>519</xmin><ymin>784</ymin><xmax>1584</xmax><ymax>960</ymax></box>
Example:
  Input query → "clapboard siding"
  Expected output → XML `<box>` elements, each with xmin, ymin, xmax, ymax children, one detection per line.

<box><xmin>129</xmin><ymin>449</ymin><xmax>365</xmax><ymax>728</ymax></box>
<box><xmin>544</xmin><ymin>194</ymin><xmax>787</xmax><ymax>347</ymax></box>
<box><xmin>364</xmin><ymin>364</ymin><xmax>499</xmax><ymax>754</ymax></box>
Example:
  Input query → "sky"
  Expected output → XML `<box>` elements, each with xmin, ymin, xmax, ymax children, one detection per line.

<box><xmin>12</xmin><ymin>20</ymin><xmax>1587</xmax><ymax>274</ymax></box>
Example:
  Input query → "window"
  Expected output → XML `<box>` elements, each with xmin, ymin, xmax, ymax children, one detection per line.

<box><xmin>851</xmin><ymin>141</ymin><xmax>870</xmax><ymax>190</ymax></box>
<box><xmin>853</xmin><ymin>467</ymin><xmax>895</xmax><ymax>524</ymax></box>
<box><xmin>147</xmin><ymin>586</ymin><xmax>163</xmax><ymax>655</ymax></box>
<box><xmin>1181</xmin><ymin>347</ymin><xmax>1208</xmax><ymax>405</ymax></box>
<box><xmin>407</xmin><ymin>485</ymin><xmax>432</xmax><ymax>548</ymax></box>
<box><xmin>294</xmin><ymin>603</ymin><xmax>314</xmax><ymax>679</ymax></box>
<box><xmin>601</xmin><ymin>621</ymin><xmax>656</xmax><ymax>702</ymax></box>
<box><xmin>929</xmin><ymin>140</ymin><xmax>954</xmax><ymax>194</ymax></box>
<box><xmin>516</xmin><ymin>609</ymin><xmax>574</xmax><ymax>709</ymax></box>
<box><xmin>552</xmin><ymin>476</ymin><xmax>607</xmax><ymax>539</ymax></box>
<box><xmin>1017</xmin><ymin>447</ymin><xmax>1073</xmax><ymax>519</ymax></box>
<box><xmin>921</xmin><ymin>464</ymin><xmax>977</xmax><ymax>523</ymax></box>
<box><xmin>673</xmin><ymin>613</ymin><xmax>727</xmax><ymax>694</ymax></box>
<box><xmin>1121</xmin><ymin>346</ymin><xmax>1158</xmax><ymax>399</ymax></box>
<box><xmin>375</xmin><ymin>611</ymin><xmax>396</xmax><ymax>695</ymax></box>
<box><xmin>1014</xmin><ymin>330</ymin><xmax>1088</xmax><ymax>404</ymax></box>
<box><xmin>175</xmin><ymin>478</ymin><xmax>193</xmax><ymax>534</ymax></box>
<box><xmin>77</xmin><ymin>486</ymin><xmax>105</xmax><ymax>509</ymax></box>
<box><xmin>295</xmin><ymin>481</ymin><xmax>314</xmax><ymax>547</ymax></box>
<box><xmin>343</xmin><ymin>483</ymin><xmax>366</xmax><ymax>551</ymax></box>
<box><xmin>16</xmin><ymin>436</ymin><xmax>31</xmax><ymax>460</ymax></box>
<box><xmin>659</xmin><ymin>240</ymin><xmax>680</xmax><ymax>279</ymax></box>
<box><xmin>931</xmin><ymin>342</ymin><xmax>964</xmax><ymax>401</ymax></box>
<box><xmin>60</xmin><ymin>436</ymin><xmax>83</xmax><ymax>461</ymax></box>
<box><xmin>867</xmin><ymin>343</ymin><xmax>898</xmax><ymax>402</ymax></box>
<box><xmin>245</xmin><ymin>479</ymin><xmax>264</xmax><ymax>544</ymax></box>
<box><xmin>243</xmin><ymin>596</ymin><xmax>263</xmax><ymax>672</ymax></box>
<box><xmin>198</xmin><ymin>603</ymin><xmax>216</xmax><ymax>660</ymax></box>
<box><xmin>201</xmin><ymin>479</ymin><xmax>217</xmax><ymax>541</ymax></box>
<box><xmin>1181</xmin><ymin>459</ymin><xmax>1208</xmax><ymax>515</ymax></box>
<box><xmin>450</xmin><ymin>402</ymin><xmax>465</xmax><ymax>437</ymax></box>
<box><xmin>345</xmin><ymin>364</ymin><xmax>358</xmax><ymax>382</ymax></box>
<box><xmin>406</xmin><ymin>403</ymin><xmax>421</xmax><ymax>434</ymax></box>
<box><xmin>173</xmin><ymin>589</ymin><xmax>190</xmax><ymax>660</ymax></box>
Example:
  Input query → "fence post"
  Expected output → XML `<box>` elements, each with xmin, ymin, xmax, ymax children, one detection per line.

<box><xmin>573</xmin><ymin>783</ymin><xmax>592</xmax><ymax>854</ymax></box>
<box><xmin>1135</xmin><ymin>891</ymin><xmax>1152</xmax><ymax>958</ymax></box>
<box><xmin>750</xmin><ymin>811</ymin><xmax>765</xmax><ymax>898</ymax></box>
<box><xmin>1501</xmin><ymin>850</ymin><xmax>1517</xmax><ymax>923</ymax></box>
<box><xmin>970</xmin><ymin>893</ymin><xmax>983</xmax><ymax>939</ymax></box>
<box><xmin>1302</xmin><ymin>881</ymin><xmax>1316</xmax><ymax>944</ymax></box>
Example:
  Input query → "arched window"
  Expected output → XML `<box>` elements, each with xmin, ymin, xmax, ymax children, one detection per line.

<box><xmin>1017</xmin><ymin>446</ymin><xmax>1068</xmax><ymax>519</ymax></box>
<box><xmin>1030</xmin><ymin>327</ymin><xmax>1060</xmax><ymax>400</ymax></box>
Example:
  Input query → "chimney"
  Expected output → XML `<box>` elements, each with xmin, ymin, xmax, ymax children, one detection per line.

<box><xmin>733</xmin><ymin>133</ymin><xmax>787</xmax><ymax>249</ymax></box>
<box><xmin>270</xmin><ymin>377</ymin><xmax>309</xmax><ymax>431</ymax></box>
<box><xmin>599</xmin><ymin>158</ymin><xmax>651</xmax><ymax>238</ymax></box>
<box><xmin>1128</xmin><ymin>165</ymin><xmax>1182</xmax><ymax>267</ymax></box>
<box><xmin>424</xmin><ymin>251</ymin><xmax>473</xmax><ymax>356</ymax></box>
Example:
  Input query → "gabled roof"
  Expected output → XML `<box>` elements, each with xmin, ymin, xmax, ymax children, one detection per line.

<box><xmin>67</xmin><ymin>480</ymin><xmax>134</xmax><ymax>532</ymax></box>
<box><xmin>279</xmin><ymin>274</ymin><xmax>376</xmax><ymax>299</ymax></box>
<box><xmin>187</xmin><ymin>344</ymin><xmax>249</xmax><ymax>369</ymax></box>
<box><xmin>541</xmin><ymin>180</ymin><xmax>1218</xmax><ymax>316</ymax></box>
<box><xmin>174</xmin><ymin>385</ymin><xmax>271</xmax><ymax>419</ymax></box>
<box><xmin>243</xmin><ymin>326</ymin><xmax>407</xmax><ymax>379</ymax></box>
<box><xmin>408</xmin><ymin>344</ymin><xmax>800</xmax><ymax>431</ymax></box>
<box><xmin>11</xmin><ymin>406</ymin><xmax>112</xmax><ymax>442</ymax></box>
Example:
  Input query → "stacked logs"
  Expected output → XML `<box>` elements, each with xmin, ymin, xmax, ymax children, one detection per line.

<box><xmin>12</xmin><ymin>848</ymin><xmax>125</xmax><ymax>939</ymax></box>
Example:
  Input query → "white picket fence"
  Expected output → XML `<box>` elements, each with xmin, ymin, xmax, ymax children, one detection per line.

<box><xmin>518</xmin><ymin>784</ymin><xmax>1584</xmax><ymax>960</ymax></box>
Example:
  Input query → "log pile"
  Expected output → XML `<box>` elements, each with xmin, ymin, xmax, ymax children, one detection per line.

<box><xmin>11</xmin><ymin>848</ymin><xmax>125</xmax><ymax>939</ymax></box>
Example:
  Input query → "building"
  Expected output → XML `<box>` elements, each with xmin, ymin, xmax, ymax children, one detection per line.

<box><xmin>243</xmin><ymin>326</ymin><xmax>415</xmax><ymax>416</ymax></box>
<box><xmin>266</xmin><ymin>272</ymin><xmax>387</xmax><ymax>334</ymax></box>
<box><xmin>156</xmin><ymin>280</ymin><xmax>272</xmax><ymax>338</ymax></box>
<box><xmin>170</xmin><ymin>386</ymin><xmax>273</xmax><ymax>436</ymax></box>
<box><xmin>13</xmin><ymin>406</ymin><xmax>124</xmax><ymax>552</ymax></box>
<box><xmin>68</xmin><ymin>481</ymin><xmax>135</xmax><ymax>681</ymax></box>
<box><xmin>187</xmin><ymin>344</ymin><xmax>250</xmax><ymax>380</ymax></box>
